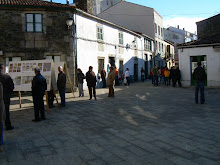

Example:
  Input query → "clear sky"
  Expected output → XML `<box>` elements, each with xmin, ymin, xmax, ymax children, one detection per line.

<box><xmin>47</xmin><ymin>0</ymin><xmax>220</xmax><ymax>33</ymax></box>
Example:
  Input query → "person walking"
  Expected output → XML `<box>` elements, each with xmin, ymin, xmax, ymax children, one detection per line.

<box><xmin>173</xmin><ymin>66</ymin><xmax>182</xmax><ymax>87</ymax></box>
<box><xmin>193</xmin><ymin>62</ymin><xmax>206</xmax><ymax>104</ymax></box>
<box><xmin>57</xmin><ymin>66</ymin><xmax>66</xmax><ymax>107</ymax></box>
<box><xmin>125</xmin><ymin>68</ymin><xmax>130</xmax><ymax>85</ymax></box>
<box><xmin>0</xmin><ymin>82</ymin><xmax>5</xmax><ymax>148</ymax></box>
<box><xmin>114</xmin><ymin>67</ymin><xmax>119</xmax><ymax>86</ymax></box>
<box><xmin>77</xmin><ymin>68</ymin><xmax>85</xmax><ymax>97</ymax></box>
<box><xmin>100</xmin><ymin>68</ymin><xmax>106</xmax><ymax>88</ymax></box>
<box><xmin>0</xmin><ymin>64</ymin><xmax>14</xmax><ymax>130</ymax></box>
<box><xmin>86</xmin><ymin>66</ymin><xmax>97</xmax><ymax>100</ymax></box>
<box><xmin>169</xmin><ymin>66</ymin><xmax>174</xmax><ymax>86</ymax></box>
<box><xmin>149</xmin><ymin>70</ymin><xmax>153</xmax><ymax>84</ymax></box>
<box><xmin>107</xmin><ymin>66</ymin><xmax>115</xmax><ymax>97</ymax></box>
<box><xmin>151</xmin><ymin>65</ymin><xmax>159</xmax><ymax>86</ymax></box>
<box><xmin>141</xmin><ymin>67</ymin><xmax>145</xmax><ymax>82</ymax></box>
<box><xmin>164</xmin><ymin>68</ymin><xmax>170</xmax><ymax>86</ymax></box>
<box><xmin>32</xmin><ymin>67</ymin><xmax>47</xmax><ymax>122</ymax></box>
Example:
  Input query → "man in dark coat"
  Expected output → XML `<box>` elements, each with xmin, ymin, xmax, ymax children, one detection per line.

<box><xmin>0</xmin><ymin>64</ymin><xmax>14</xmax><ymax>130</ymax></box>
<box><xmin>32</xmin><ymin>67</ymin><xmax>47</xmax><ymax>122</ymax></box>
<box><xmin>86</xmin><ymin>66</ymin><xmax>97</xmax><ymax>100</ymax></box>
<box><xmin>193</xmin><ymin>62</ymin><xmax>206</xmax><ymax>104</ymax></box>
<box><xmin>57</xmin><ymin>66</ymin><xmax>66</xmax><ymax>107</ymax></box>
<box><xmin>173</xmin><ymin>67</ymin><xmax>182</xmax><ymax>87</ymax></box>
<box><xmin>100</xmin><ymin>68</ymin><xmax>106</xmax><ymax>88</ymax></box>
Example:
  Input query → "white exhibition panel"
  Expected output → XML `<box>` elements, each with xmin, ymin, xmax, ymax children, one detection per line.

<box><xmin>8</xmin><ymin>60</ymin><xmax>56</xmax><ymax>91</ymax></box>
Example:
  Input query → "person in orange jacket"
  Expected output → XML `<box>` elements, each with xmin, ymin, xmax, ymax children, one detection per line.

<box><xmin>164</xmin><ymin>68</ymin><xmax>170</xmax><ymax>86</ymax></box>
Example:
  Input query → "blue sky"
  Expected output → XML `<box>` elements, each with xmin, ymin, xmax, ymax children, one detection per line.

<box><xmin>48</xmin><ymin>0</ymin><xmax>220</xmax><ymax>33</ymax></box>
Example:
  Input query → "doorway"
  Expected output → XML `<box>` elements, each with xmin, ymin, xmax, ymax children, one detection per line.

<box><xmin>134</xmin><ymin>57</ymin><xmax>138</xmax><ymax>81</ymax></box>
<box><xmin>190</xmin><ymin>55</ymin><xmax>207</xmax><ymax>86</ymax></box>
<box><xmin>145</xmin><ymin>54</ymin><xmax>148</xmax><ymax>79</ymax></box>
<box><xmin>109</xmin><ymin>57</ymin><xmax>115</xmax><ymax>67</ymax></box>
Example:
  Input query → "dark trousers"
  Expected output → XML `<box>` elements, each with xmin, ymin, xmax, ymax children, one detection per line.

<box><xmin>102</xmin><ymin>78</ymin><xmax>106</xmax><ymax>88</ymax></box>
<box><xmin>108</xmin><ymin>85</ymin><xmax>114</xmax><ymax>97</ymax></box>
<box><xmin>48</xmin><ymin>90</ymin><xmax>54</xmax><ymax>107</ymax></box>
<box><xmin>115</xmin><ymin>76</ymin><xmax>119</xmax><ymax>86</ymax></box>
<box><xmin>153</xmin><ymin>75</ymin><xmax>158</xmax><ymax>86</ymax></box>
<box><xmin>88</xmin><ymin>85</ymin><xmax>96</xmax><ymax>99</ymax></box>
<box><xmin>59</xmin><ymin>88</ymin><xmax>66</xmax><ymax>106</ymax></box>
<box><xmin>126</xmin><ymin>77</ymin><xmax>130</xmax><ymax>85</ymax></box>
<box><xmin>141</xmin><ymin>75</ymin><xmax>145</xmax><ymax>82</ymax></box>
<box><xmin>165</xmin><ymin>77</ymin><xmax>169</xmax><ymax>86</ymax></box>
<box><xmin>195</xmin><ymin>82</ymin><xmax>205</xmax><ymax>103</ymax></box>
<box><xmin>5</xmin><ymin>102</ymin><xmax>12</xmax><ymax>128</ymax></box>
<box><xmin>33</xmin><ymin>95</ymin><xmax>45</xmax><ymax>120</ymax></box>
<box><xmin>173</xmin><ymin>78</ymin><xmax>182</xmax><ymax>87</ymax></box>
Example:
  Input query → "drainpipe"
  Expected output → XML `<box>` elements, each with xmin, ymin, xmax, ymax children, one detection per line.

<box><xmin>73</xmin><ymin>9</ymin><xmax>77</xmax><ymax>87</ymax></box>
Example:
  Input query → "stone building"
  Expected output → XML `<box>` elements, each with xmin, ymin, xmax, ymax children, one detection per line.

<box><xmin>0</xmin><ymin>0</ymin><xmax>76</xmax><ymax>82</ymax></box>
<box><xmin>74</xmin><ymin>0</ymin><xmax>94</xmax><ymax>15</ymax></box>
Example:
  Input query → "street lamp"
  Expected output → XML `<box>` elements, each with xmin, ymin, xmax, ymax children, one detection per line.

<box><xmin>66</xmin><ymin>18</ymin><xmax>73</xmax><ymax>29</ymax></box>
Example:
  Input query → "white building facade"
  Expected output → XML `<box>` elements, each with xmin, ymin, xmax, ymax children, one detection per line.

<box><xmin>178</xmin><ymin>45</ymin><xmax>220</xmax><ymax>87</ymax></box>
<box><xmin>74</xmin><ymin>9</ymin><xmax>153</xmax><ymax>88</ymax></box>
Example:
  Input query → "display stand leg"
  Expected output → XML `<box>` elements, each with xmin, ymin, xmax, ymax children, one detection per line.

<box><xmin>18</xmin><ymin>91</ymin><xmax>22</xmax><ymax>108</ymax></box>
<box><xmin>52</xmin><ymin>89</ymin><xmax>60</xmax><ymax>108</ymax></box>
<box><xmin>45</xmin><ymin>91</ymin><xmax>49</xmax><ymax>113</ymax></box>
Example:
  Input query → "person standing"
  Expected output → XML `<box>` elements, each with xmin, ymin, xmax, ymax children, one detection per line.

<box><xmin>86</xmin><ymin>66</ymin><xmax>97</xmax><ymax>100</ymax></box>
<box><xmin>77</xmin><ymin>68</ymin><xmax>85</xmax><ymax>97</ymax></box>
<box><xmin>0</xmin><ymin>64</ymin><xmax>14</xmax><ymax>130</ymax></box>
<box><xmin>114</xmin><ymin>67</ymin><xmax>119</xmax><ymax>86</ymax></box>
<box><xmin>173</xmin><ymin>66</ymin><xmax>182</xmax><ymax>87</ymax></box>
<box><xmin>193</xmin><ymin>62</ymin><xmax>206</xmax><ymax>104</ymax></box>
<box><xmin>0</xmin><ymin>82</ymin><xmax>5</xmax><ymax>147</ymax></box>
<box><xmin>164</xmin><ymin>68</ymin><xmax>170</xmax><ymax>86</ymax></box>
<box><xmin>107</xmin><ymin>66</ymin><xmax>115</xmax><ymax>97</ymax></box>
<box><xmin>169</xmin><ymin>66</ymin><xmax>174</xmax><ymax>86</ymax></box>
<box><xmin>32</xmin><ymin>67</ymin><xmax>47</xmax><ymax>122</ymax></box>
<box><xmin>151</xmin><ymin>65</ymin><xmax>159</xmax><ymax>86</ymax></box>
<box><xmin>125</xmin><ymin>68</ymin><xmax>130</xmax><ymax>85</ymax></box>
<box><xmin>100</xmin><ymin>68</ymin><xmax>106</xmax><ymax>88</ymax></box>
<box><xmin>57</xmin><ymin>66</ymin><xmax>66</xmax><ymax>107</ymax></box>
<box><xmin>141</xmin><ymin>67</ymin><xmax>145</xmax><ymax>82</ymax></box>
<box><xmin>161</xmin><ymin>67</ymin><xmax>165</xmax><ymax>85</ymax></box>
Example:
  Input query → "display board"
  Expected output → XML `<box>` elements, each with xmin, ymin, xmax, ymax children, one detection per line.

<box><xmin>8</xmin><ymin>60</ymin><xmax>56</xmax><ymax>91</ymax></box>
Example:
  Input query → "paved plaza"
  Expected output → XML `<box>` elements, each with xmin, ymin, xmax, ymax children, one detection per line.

<box><xmin>1</xmin><ymin>82</ymin><xmax>220</xmax><ymax>165</ymax></box>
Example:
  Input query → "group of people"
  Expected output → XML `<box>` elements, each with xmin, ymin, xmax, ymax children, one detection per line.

<box><xmin>76</xmin><ymin>66</ymin><xmax>117</xmax><ymax>100</ymax></box>
<box><xmin>150</xmin><ymin>65</ymin><xmax>182</xmax><ymax>87</ymax></box>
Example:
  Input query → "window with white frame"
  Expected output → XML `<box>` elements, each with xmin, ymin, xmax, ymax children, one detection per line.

<box><xmin>155</xmin><ymin>23</ymin><xmax>157</xmax><ymax>33</ymax></box>
<box><xmin>158</xmin><ymin>26</ymin><xmax>160</xmax><ymax>35</ymax></box>
<box><xmin>97</xmin><ymin>25</ymin><xmax>103</xmax><ymax>40</ymax></box>
<box><xmin>26</xmin><ymin>14</ymin><xmax>43</xmax><ymax>32</ymax></box>
<box><xmin>119</xmin><ymin>32</ymin><xmax>123</xmax><ymax>45</ymax></box>
<box><xmin>144</xmin><ymin>39</ymin><xmax>152</xmax><ymax>51</ymax></box>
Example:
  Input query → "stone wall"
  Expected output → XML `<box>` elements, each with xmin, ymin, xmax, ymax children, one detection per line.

<box><xmin>0</xmin><ymin>7</ymin><xmax>76</xmax><ymax>84</ymax></box>
<box><xmin>75</xmin><ymin>0</ymin><xmax>94</xmax><ymax>15</ymax></box>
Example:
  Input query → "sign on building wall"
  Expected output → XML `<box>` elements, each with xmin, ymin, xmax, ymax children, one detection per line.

<box><xmin>8</xmin><ymin>60</ymin><xmax>56</xmax><ymax>91</ymax></box>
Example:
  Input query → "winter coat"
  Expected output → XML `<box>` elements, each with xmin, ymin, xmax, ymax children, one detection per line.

<box><xmin>86</xmin><ymin>71</ymin><xmax>96</xmax><ymax>87</ymax></box>
<box><xmin>0</xmin><ymin>82</ymin><xmax>5</xmax><ymax>122</ymax></box>
<box><xmin>151</xmin><ymin>67</ymin><xmax>158</xmax><ymax>76</ymax></box>
<box><xmin>193</xmin><ymin>66</ymin><xmax>206</xmax><ymax>83</ymax></box>
<box><xmin>164</xmin><ymin>70</ymin><xmax>170</xmax><ymax>78</ymax></box>
<box><xmin>107</xmin><ymin>70</ymin><xmax>115</xmax><ymax>86</ymax></box>
<box><xmin>32</xmin><ymin>73</ymin><xmax>47</xmax><ymax>97</ymax></box>
<box><xmin>173</xmin><ymin>68</ymin><xmax>181</xmax><ymax>80</ymax></box>
<box><xmin>77</xmin><ymin>72</ymin><xmax>85</xmax><ymax>84</ymax></box>
<box><xmin>57</xmin><ymin>71</ymin><xmax>66</xmax><ymax>91</ymax></box>
<box><xmin>0</xmin><ymin>73</ymin><xmax>14</xmax><ymax>104</ymax></box>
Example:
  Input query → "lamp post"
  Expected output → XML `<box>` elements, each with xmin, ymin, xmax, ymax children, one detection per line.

<box><xmin>66</xmin><ymin>15</ymin><xmax>76</xmax><ymax>88</ymax></box>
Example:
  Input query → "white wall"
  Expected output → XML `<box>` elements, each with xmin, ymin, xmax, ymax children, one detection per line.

<box><xmin>179</xmin><ymin>46</ymin><xmax>220</xmax><ymax>87</ymax></box>
<box><xmin>76</xmin><ymin>13</ymin><xmax>152</xmax><ymax>88</ymax></box>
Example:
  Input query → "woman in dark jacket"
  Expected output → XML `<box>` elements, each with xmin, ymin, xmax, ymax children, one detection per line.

<box><xmin>77</xmin><ymin>68</ymin><xmax>85</xmax><ymax>97</ymax></box>
<box><xmin>173</xmin><ymin>67</ymin><xmax>182</xmax><ymax>87</ymax></box>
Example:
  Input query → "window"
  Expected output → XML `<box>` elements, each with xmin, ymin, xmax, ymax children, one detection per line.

<box><xmin>159</xmin><ymin>42</ymin><xmax>161</xmax><ymax>51</ymax></box>
<box><xmin>119</xmin><ymin>32</ymin><xmax>123</xmax><ymax>45</ymax></box>
<box><xmin>26</xmin><ymin>14</ymin><xmax>43</xmax><ymax>32</ymax></box>
<box><xmin>97</xmin><ymin>25</ymin><xmax>103</xmax><ymax>40</ymax></box>
<box><xmin>161</xmin><ymin>28</ymin><xmax>163</xmax><ymax>36</ymax></box>
<box><xmin>162</xmin><ymin>44</ymin><xmax>163</xmax><ymax>52</ymax></box>
<box><xmin>144</xmin><ymin>39</ymin><xmax>152</xmax><ymax>51</ymax></box>
<box><xmin>158</xmin><ymin>26</ymin><xmax>160</xmax><ymax>35</ymax></box>
<box><xmin>155</xmin><ymin>23</ymin><xmax>157</xmax><ymax>33</ymax></box>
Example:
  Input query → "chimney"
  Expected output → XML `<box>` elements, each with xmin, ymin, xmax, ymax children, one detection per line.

<box><xmin>67</xmin><ymin>0</ymin><xmax>69</xmax><ymax>4</ymax></box>
<box><xmin>177</xmin><ymin>25</ymin><xmax>179</xmax><ymax>29</ymax></box>
<box><xmin>50</xmin><ymin>0</ymin><xmax>52</xmax><ymax>2</ymax></box>
<box><xmin>183</xmin><ymin>28</ymin><xmax>185</xmax><ymax>31</ymax></box>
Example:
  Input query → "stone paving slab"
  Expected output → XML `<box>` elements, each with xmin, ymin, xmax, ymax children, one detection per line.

<box><xmin>1</xmin><ymin>81</ymin><xmax>220</xmax><ymax>165</ymax></box>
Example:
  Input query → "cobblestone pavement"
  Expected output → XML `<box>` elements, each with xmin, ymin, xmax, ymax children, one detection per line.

<box><xmin>1</xmin><ymin>81</ymin><xmax>220</xmax><ymax>165</ymax></box>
